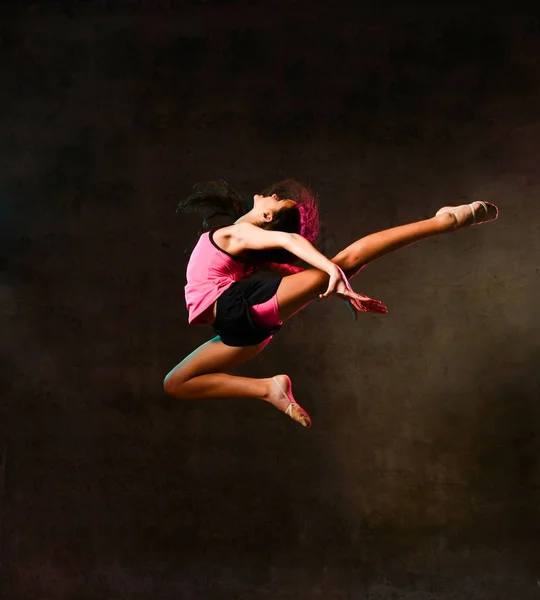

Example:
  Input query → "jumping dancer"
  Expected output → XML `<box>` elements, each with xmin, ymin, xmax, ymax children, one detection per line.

<box><xmin>164</xmin><ymin>179</ymin><xmax>498</xmax><ymax>427</ymax></box>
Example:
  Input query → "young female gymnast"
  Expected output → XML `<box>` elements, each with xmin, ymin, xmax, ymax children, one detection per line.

<box><xmin>164</xmin><ymin>179</ymin><xmax>498</xmax><ymax>428</ymax></box>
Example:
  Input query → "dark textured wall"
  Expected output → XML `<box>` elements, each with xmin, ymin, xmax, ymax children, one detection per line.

<box><xmin>1</xmin><ymin>4</ymin><xmax>539</xmax><ymax>599</ymax></box>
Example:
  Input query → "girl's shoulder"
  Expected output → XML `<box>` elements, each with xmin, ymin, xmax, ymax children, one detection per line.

<box><xmin>211</xmin><ymin>224</ymin><xmax>246</xmax><ymax>259</ymax></box>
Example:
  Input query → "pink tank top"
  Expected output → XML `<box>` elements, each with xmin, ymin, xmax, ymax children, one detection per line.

<box><xmin>185</xmin><ymin>228</ymin><xmax>248</xmax><ymax>324</ymax></box>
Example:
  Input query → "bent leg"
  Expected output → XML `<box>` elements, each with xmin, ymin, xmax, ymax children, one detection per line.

<box><xmin>164</xmin><ymin>336</ymin><xmax>271</xmax><ymax>401</ymax></box>
<box><xmin>163</xmin><ymin>336</ymin><xmax>311</xmax><ymax>426</ymax></box>
<box><xmin>276</xmin><ymin>211</ymin><xmax>460</xmax><ymax>320</ymax></box>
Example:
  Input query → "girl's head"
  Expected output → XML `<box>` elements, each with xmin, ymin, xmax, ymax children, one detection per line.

<box><xmin>255</xmin><ymin>179</ymin><xmax>320</xmax><ymax>244</ymax></box>
<box><xmin>253</xmin><ymin>194</ymin><xmax>300</xmax><ymax>234</ymax></box>
<box><xmin>177</xmin><ymin>178</ymin><xmax>320</xmax><ymax>263</ymax></box>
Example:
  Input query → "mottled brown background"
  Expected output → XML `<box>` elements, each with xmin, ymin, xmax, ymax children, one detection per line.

<box><xmin>0</xmin><ymin>3</ymin><xmax>539</xmax><ymax>599</ymax></box>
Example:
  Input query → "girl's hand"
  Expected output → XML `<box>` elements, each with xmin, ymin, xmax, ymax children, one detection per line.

<box><xmin>340</xmin><ymin>293</ymin><xmax>388</xmax><ymax>320</ymax></box>
<box><xmin>320</xmin><ymin>266</ymin><xmax>388</xmax><ymax>320</ymax></box>
<box><xmin>319</xmin><ymin>264</ymin><xmax>347</xmax><ymax>298</ymax></box>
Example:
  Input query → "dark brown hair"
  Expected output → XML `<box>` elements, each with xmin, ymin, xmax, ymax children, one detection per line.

<box><xmin>261</xmin><ymin>179</ymin><xmax>320</xmax><ymax>243</ymax></box>
<box><xmin>177</xmin><ymin>178</ymin><xmax>320</xmax><ymax>265</ymax></box>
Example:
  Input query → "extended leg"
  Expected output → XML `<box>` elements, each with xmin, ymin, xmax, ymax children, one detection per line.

<box><xmin>333</xmin><ymin>211</ymin><xmax>455</xmax><ymax>277</ymax></box>
<box><xmin>276</xmin><ymin>201</ymin><xmax>497</xmax><ymax>320</ymax></box>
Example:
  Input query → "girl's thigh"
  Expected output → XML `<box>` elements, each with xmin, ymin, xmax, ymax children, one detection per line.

<box><xmin>275</xmin><ymin>269</ymin><xmax>328</xmax><ymax>321</ymax></box>
<box><xmin>166</xmin><ymin>335</ymin><xmax>271</xmax><ymax>384</ymax></box>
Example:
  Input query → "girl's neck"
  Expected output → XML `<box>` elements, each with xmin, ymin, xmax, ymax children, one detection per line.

<box><xmin>235</xmin><ymin>210</ymin><xmax>260</xmax><ymax>225</ymax></box>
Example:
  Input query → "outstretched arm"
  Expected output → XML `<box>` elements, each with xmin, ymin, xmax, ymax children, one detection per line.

<box><xmin>234</xmin><ymin>223</ymin><xmax>339</xmax><ymax>290</ymax></box>
<box><xmin>234</xmin><ymin>222</ymin><xmax>387</xmax><ymax>317</ymax></box>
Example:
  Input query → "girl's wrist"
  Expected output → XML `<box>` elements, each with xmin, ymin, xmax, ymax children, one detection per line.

<box><xmin>326</xmin><ymin>262</ymin><xmax>340</xmax><ymax>276</ymax></box>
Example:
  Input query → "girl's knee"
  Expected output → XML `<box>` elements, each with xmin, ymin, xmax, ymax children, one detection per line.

<box><xmin>163</xmin><ymin>370</ymin><xmax>188</xmax><ymax>398</ymax></box>
<box><xmin>163</xmin><ymin>372</ymin><xmax>175</xmax><ymax>396</ymax></box>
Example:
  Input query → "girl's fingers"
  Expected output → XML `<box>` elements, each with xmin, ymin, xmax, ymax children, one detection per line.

<box><xmin>345</xmin><ymin>292</ymin><xmax>388</xmax><ymax>314</ymax></box>
<box><xmin>332</xmin><ymin>285</ymin><xmax>388</xmax><ymax>314</ymax></box>
<box><xmin>321</xmin><ymin>285</ymin><xmax>334</xmax><ymax>298</ymax></box>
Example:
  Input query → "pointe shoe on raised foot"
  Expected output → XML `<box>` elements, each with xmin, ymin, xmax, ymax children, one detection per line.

<box><xmin>436</xmin><ymin>201</ymin><xmax>499</xmax><ymax>228</ymax></box>
<box><xmin>273</xmin><ymin>376</ymin><xmax>312</xmax><ymax>428</ymax></box>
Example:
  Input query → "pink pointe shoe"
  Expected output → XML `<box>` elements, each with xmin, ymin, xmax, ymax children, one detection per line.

<box><xmin>436</xmin><ymin>201</ymin><xmax>499</xmax><ymax>228</ymax></box>
<box><xmin>272</xmin><ymin>376</ymin><xmax>312</xmax><ymax>428</ymax></box>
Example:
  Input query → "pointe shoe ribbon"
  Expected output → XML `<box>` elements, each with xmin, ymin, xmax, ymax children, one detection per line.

<box><xmin>436</xmin><ymin>201</ymin><xmax>499</xmax><ymax>227</ymax></box>
<box><xmin>273</xmin><ymin>376</ymin><xmax>312</xmax><ymax>428</ymax></box>
<box><xmin>469</xmin><ymin>201</ymin><xmax>499</xmax><ymax>225</ymax></box>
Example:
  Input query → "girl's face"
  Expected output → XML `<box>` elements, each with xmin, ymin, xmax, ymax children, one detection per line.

<box><xmin>253</xmin><ymin>193</ymin><xmax>296</xmax><ymax>219</ymax></box>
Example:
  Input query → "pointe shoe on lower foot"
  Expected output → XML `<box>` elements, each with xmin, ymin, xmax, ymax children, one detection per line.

<box><xmin>273</xmin><ymin>376</ymin><xmax>312</xmax><ymax>428</ymax></box>
<box><xmin>436</xmin><ymin>201</ymin><xmax>499</xmax><ymax>228</ymax></box>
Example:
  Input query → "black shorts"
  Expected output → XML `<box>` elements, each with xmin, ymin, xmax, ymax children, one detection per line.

<box><xmin>213</xmin><ymin>278</ymin><xmax>282</xmax><ymax>347</ymax></box>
